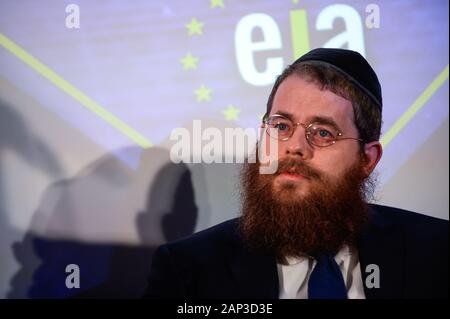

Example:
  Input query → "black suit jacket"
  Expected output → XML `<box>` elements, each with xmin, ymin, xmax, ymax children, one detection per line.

<box><xmin>144</xmin><ymin>204</ymin><xmax>448</xmax><ymax>299</ymax></box>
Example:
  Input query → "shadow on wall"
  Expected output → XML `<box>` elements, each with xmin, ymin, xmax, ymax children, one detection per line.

<box><xmin>0</xmin><ymin>100</ymin><xmax>63</xmax><ymax>298</ymax></box>
<box><xmin>7</xmin><ymin>145</ymin><xmax>200</xmax><ymax>298</ymax></box>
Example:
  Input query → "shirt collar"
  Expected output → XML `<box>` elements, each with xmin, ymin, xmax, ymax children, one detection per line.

<box><xmin>282</xmin><ymin>244</ymin><xmax>355</xmax><ymax>266</ymax></box>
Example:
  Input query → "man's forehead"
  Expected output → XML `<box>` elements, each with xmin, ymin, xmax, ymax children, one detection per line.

<box><xmin>271</xmin><ymin>75</ymin><xmax>355</xmax><ymax>124</ymax></box>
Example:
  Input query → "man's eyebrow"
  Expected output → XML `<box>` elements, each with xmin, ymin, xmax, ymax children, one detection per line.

<box><xmin>273</xmin><ymin>111</ymin><xmax>343</xmax><ymax>131</ymax></box>
<box><xmin>273</xmin><ymin>111</ymin><xmax>295</xmax><ymax>121</ymax></box>
<box><xmin>308</xmin><ymin>115</ymin><xmax>342</xmax><ymax>130</ymax></box>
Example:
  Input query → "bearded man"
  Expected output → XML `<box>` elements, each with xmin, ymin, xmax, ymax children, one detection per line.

<box><xmin>144</xmin><ymin>48</ymin><xmax>448</xmax><ymax>299</ymax></box>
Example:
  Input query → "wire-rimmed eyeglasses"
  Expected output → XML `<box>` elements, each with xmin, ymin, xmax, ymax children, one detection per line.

<box><xmin>263</xmin><ymin>114</ymin><xmax>364</xmax><ymax>147</ymax></box>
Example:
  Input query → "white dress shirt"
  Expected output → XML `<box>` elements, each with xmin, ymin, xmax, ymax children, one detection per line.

<box><xmin>277</xmin><ymin>245</ymin><xmax>366</xmax><ymax>299</ymax></box>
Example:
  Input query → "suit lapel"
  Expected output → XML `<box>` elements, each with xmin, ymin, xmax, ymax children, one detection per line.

<box><xmin>358</xmin><ymin>205</ymin><xmax>405</xmax><ymax>298</ymax></box>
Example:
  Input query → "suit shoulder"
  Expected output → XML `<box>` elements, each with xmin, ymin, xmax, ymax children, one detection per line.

<box><xmin>158</xmin><ymin>218</ymin><xmax>241</xmax><ymax>259</ymax></box>
<box><xmin>370</xmin><ymin>204</ymin><xmax>448</xmax><ymax>241</ymax></box>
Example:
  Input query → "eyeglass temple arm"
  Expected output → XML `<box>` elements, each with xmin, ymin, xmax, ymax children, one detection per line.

<box><xmin>336</xmin><ymin>136</ymin><xmax>365</xmax><ymax>143</ymax></box>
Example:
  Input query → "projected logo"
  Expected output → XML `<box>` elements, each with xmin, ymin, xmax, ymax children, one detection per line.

<box><xmin>182</xmin><ymin>2</ymin><xmax>377</xmax><ymax>122</ymax></box>
<box><xmin>233</xmin><ymin>4</ymin><xmax>380</xmax><ymax>86</ymax></box>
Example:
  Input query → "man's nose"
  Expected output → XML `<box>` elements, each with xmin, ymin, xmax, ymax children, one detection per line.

<box><xmin>283</xmin><ymin>125</ymin><xmax>313</xmax><ymax>159</ymax></box>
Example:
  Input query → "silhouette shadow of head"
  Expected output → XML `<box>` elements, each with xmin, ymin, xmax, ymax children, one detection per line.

<box><xmin>75</xmin><ymin>152</ymin><xmax>198</xmax><ymax>298</ymax></box>
<box><xmin>137</xmin><ymin>160</ymin><xmax>198</xmax><ymax>244</ymax></box>
<box><xmin>161</xmin><ymin>168</ymin><xmax>198</xmax><ymax>242</ymax></box>
<box><xmin>76</xmin><ymin>156</ymin><xmax>199</xmax><ymax>298</ymax></box>
<box><xmin>10</xmin><ymin>145</ymin><xmax>199</xmax><ymax>298</ymax></box>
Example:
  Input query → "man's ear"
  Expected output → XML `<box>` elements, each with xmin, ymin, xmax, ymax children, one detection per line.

<box><xmin>362</xmin><ymin>141</ymin><xmax>383</xmax><ymax>176</ymax></box>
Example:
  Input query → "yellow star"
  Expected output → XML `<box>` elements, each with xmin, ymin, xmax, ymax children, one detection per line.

<box><xmin>186</xmin><ymin>18</ymin><xmax>204</xmax><ymax>36</ymax></box>
<box><xmin>194</xmin><ymin>85</ymin><xmax>212</xmax><ymax>102</ymax></box>
<box><xmin>180</xmin><ymin>52</ymin><xmax>199</xmax><ymax>70</ymax></box>
<box><xmin>210</xmin><ymin>0</ymin><xmax>225</xmax><ymax>8</ymax></box>
<box><xmin>222</xmin><ymin>105</ymin><xmax>241</xmax><ymax>121</ymax></box>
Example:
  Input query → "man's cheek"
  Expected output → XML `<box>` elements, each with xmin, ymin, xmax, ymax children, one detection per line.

<box><xmin>258</xmin><ymin>129</ymin><xmax>279</xmax><ymax>175</ymax></box>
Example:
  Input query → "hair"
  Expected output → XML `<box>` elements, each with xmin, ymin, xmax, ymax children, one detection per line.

<box><xmin>265</xmin><ymin>61</ymin><xmax>383</xmax><ymax>144</ymax></box>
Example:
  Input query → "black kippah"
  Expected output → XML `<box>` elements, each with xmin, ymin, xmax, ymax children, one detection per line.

<box><xmin>293</xmin><ymin>48</ymin><xmax>382</xmax><ymax>112</ymax></box>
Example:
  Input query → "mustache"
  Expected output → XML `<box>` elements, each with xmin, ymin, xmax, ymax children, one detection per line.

<box><xmin>273</xmin><ymin>157</ymin><xmax>322</xmax><ymax>180</ymax></box>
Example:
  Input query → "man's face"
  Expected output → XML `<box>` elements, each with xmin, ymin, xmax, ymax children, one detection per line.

<box><xmin>240</xmin><ymin>74</ymin><xmax>373</xmax><ymax>257</ymax></box>
<box><xmin>269</xmin><ymin>74</ymin><xmax>363</xmax><ymax>200</ymax></box>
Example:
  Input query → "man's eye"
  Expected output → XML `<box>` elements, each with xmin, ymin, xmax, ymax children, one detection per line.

<box><xmin>312</xmin><ymin>128</ymin><xmax>336</xmax><ymax>140</ymax></box>
<box><xmin>275</xmin><ymin>123</ymin><xmax>289</xmax><ymax>131</ymax></box>
<box><xmin>318</xmin><ymin>130</ymin><xmax>330</xmax><ymax>137</ymax></box>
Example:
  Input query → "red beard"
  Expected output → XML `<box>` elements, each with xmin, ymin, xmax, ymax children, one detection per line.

<box><xmin>239</xmin><ymin>155</ymin><xmax>373</xmax><ymax>261</ymax></box>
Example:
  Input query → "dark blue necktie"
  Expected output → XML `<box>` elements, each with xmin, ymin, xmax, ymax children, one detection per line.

<box><xmin>308</xmin><ymin>254</ymin><xmax>347</xmax><ymax>299</ymax></box>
